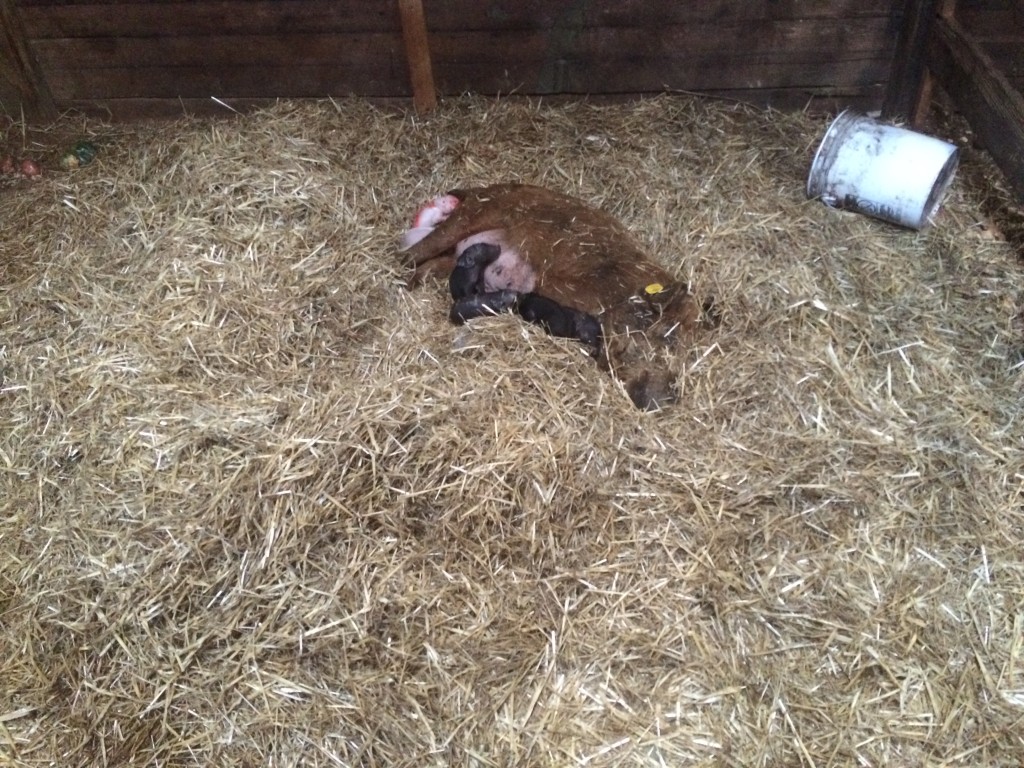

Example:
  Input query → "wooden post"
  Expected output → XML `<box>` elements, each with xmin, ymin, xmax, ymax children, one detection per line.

<box><xmin>0</xmin><ymin>0</ymin><xmax>56</xmax><ymax>121</ymax></box>
<box><xmin>883</xmin><ymin>0</ymin><xmax>958</xmax><ymax>126</ymax></box>
<box><xmin>912</xmin><ymin>0</ymin><xmax>959</xmax><ymax>126</ymax></box>
<box><xmin>883</xmin><ymin>0</ymin><xmax>941</xmax><ymax>124</ymax></box>
<box><xmin>398</xmin><ymin>0</ymin><xmax>437</xmax><ymax>114</ymax></box>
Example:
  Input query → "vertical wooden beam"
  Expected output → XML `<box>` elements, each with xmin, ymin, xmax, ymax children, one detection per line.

<box><xmin>398</xmin><ymin>0</ymin><xmax>437</xmax><ymax>114</ymax></box>
<box><xmin>883</xmin><ymin>0</ymin><xmax>941</xmax><ymax>123</ymax></box>
<box><xmin>909</xmin><ymin>0</ymin><xmax>959</xmax><ymax>126</ymax></box>
<box><xmin>884</xmin><ymin>0</ymin><xmax>959</xmax><ymax>127</ymax></box>
<box><xmin>0</xmin><ymin>0</ymin><xmax>56</xmax><ymax>121</ymax></box>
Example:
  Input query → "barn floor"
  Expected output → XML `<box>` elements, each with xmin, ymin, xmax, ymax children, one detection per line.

<box><xmin>1</xmin><ymin>96</ymin><xmax>1023</xmax><ymax>767</ymax></box>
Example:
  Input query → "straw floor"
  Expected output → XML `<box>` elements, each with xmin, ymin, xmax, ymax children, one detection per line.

<box><xmin>1</xmin><ymin>96</ymin><xmax>1022</xmax><ymax>767</ymax></box>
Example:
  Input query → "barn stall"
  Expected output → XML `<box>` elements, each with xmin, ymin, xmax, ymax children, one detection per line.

<box><xmin>2</xmin><ymin>1</ymin><xmax>1023</xmax><ymax>766</ymax></box>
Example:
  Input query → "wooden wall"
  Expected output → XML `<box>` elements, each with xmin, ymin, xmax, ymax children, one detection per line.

<box><xmin>1</xmin><ymin>0</ymin><xmax>903</xmax><ymax>120</ymax></box>
<box><xmin>924</xmin><ymin>0</ymin><xmax>1024</xmax><ymax>199</ymax></box>
<box><xmin>957</xmin><ymin>0</ymin><xmax>1024</xmax><ymax>94</ymax></box>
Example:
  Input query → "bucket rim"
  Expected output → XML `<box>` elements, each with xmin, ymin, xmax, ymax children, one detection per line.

<box><xmin>918</xmin><ymin>148</ymin><xmax>960</xmax><ymax>228</ymax></box>
<box><xmin>807</xmin><ymin>107</ymin><xmax>855</xmax><ymax>199</ymax></box>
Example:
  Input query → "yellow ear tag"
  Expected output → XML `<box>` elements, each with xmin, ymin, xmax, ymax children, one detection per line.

<box><xmin>645</xmin><ymin>283</ymin><xmax>665</xmax><ymax>295</ymax></box>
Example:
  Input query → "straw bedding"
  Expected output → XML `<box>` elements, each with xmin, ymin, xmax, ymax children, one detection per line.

<box><xmin>1</xmin><ymin>96</ymin><xmax>1022</xmax><ymax>767</ymax></box>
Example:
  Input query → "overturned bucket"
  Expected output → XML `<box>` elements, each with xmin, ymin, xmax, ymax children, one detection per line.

<box><xmin>807</xmin><ymin>110</ymin><xmax>959</xmax><ymax>230</ymax></box>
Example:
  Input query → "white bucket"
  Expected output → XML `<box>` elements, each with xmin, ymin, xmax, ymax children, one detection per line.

<box><xmin>807</xmin><ymin>110</ymin><xmax>959</xmax><ymax>230</ymax></box>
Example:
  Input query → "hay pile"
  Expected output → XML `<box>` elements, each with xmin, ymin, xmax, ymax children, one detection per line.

<box><xmin>2</xmin><ymin>96</ymin><xmax>1022</xmax><ymax>767</ymax></box>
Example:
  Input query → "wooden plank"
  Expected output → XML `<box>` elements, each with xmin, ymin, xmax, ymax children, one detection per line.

<box><xmin>59</xmin><ymin>96</ymin><xmax>307</xmax><ymax>119</ymax></box>
<box><xmin>956</xmin><ymin>7</ymin><xmax>1024</xmax><ymax>41</ymax></box>
<box><xmin>45</xmin><ymin>65</ymin><xmax>411</xmax><ymax>101</ymax></box>
<box><xmin>31</xmin><ymin>13</ymin><xmax>895</xmax><ymax>106</ymax></box>
<box><xmin>60</xmin><ymin>85</ymin><xmax>888</xmax><ymax>122</ymax></box>
<box><xmin>398</xmin><ymin>0</ymin><xmax>436</xmax><ymax>113</ymax></box>
<box><xmin>927</xmin><ymin>14</ymin><xmax>1024</xmax><ymax>199</ymax></box>
<box><xmin>17</xmin><ymin>0</ymin><xmax>900</xmax><ymax>37</ymax></box>
<box><xmin>19</xmin><ymin>1</ymin><xmax>398</xmax><ymax>38</ymax></box>
<box><xmin>913</xmin><ymin>1</ymin><xmax>958</xmax><ymax>125</ymax></box>
<box><xmin>882</xmin><ymin>0</ymin><xmax>941</xmax><ymax>121</ymax></box>
<box><xmin>43</xmin><ymin>53</ymin><xmax>891</xmax><ymax>103</ymax></box>
<box><xmin>976</xmin><ymin>41</ymin><xmax>1024</xmax><ymax>78</ymax></box>
<box><xmin>436</xmin><ymin>56</ymin><xmax>892</xmax><ymax>96</ymax></box>
<box><xmin>29</xmin><ymin>33</ymin><xmax>404</xmax><ymax>69</ymax></box>
<box><xmin>0</xmin><ymin>0</ymin><xmax>56</xmax><ymax>119</ymax></box>
<box><xmin>14</xmin><ymin>1</ymin><xmax>900</xmax><ymax>120</ymax></box>
<box><xmin>707</xmin><ymin>84</ymin><xmax>888</xmax><ymax>111</ymax></box>
<box><xmin>29</xmin><ymin>17</ymin><xmax>897</xmax><ymax>70</ymax></box>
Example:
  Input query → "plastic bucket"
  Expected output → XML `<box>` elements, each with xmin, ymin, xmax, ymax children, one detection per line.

<box><xmin>807</xmin><ymin>110</ymin><xmax>959</xmax><ymax>230</ymax></box>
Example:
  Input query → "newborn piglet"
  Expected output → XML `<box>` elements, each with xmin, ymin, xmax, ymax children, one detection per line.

<box><xmin>449</xmin><ymin>243</ymin><xmax>602</xmax><ymax>356</ymax></box>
